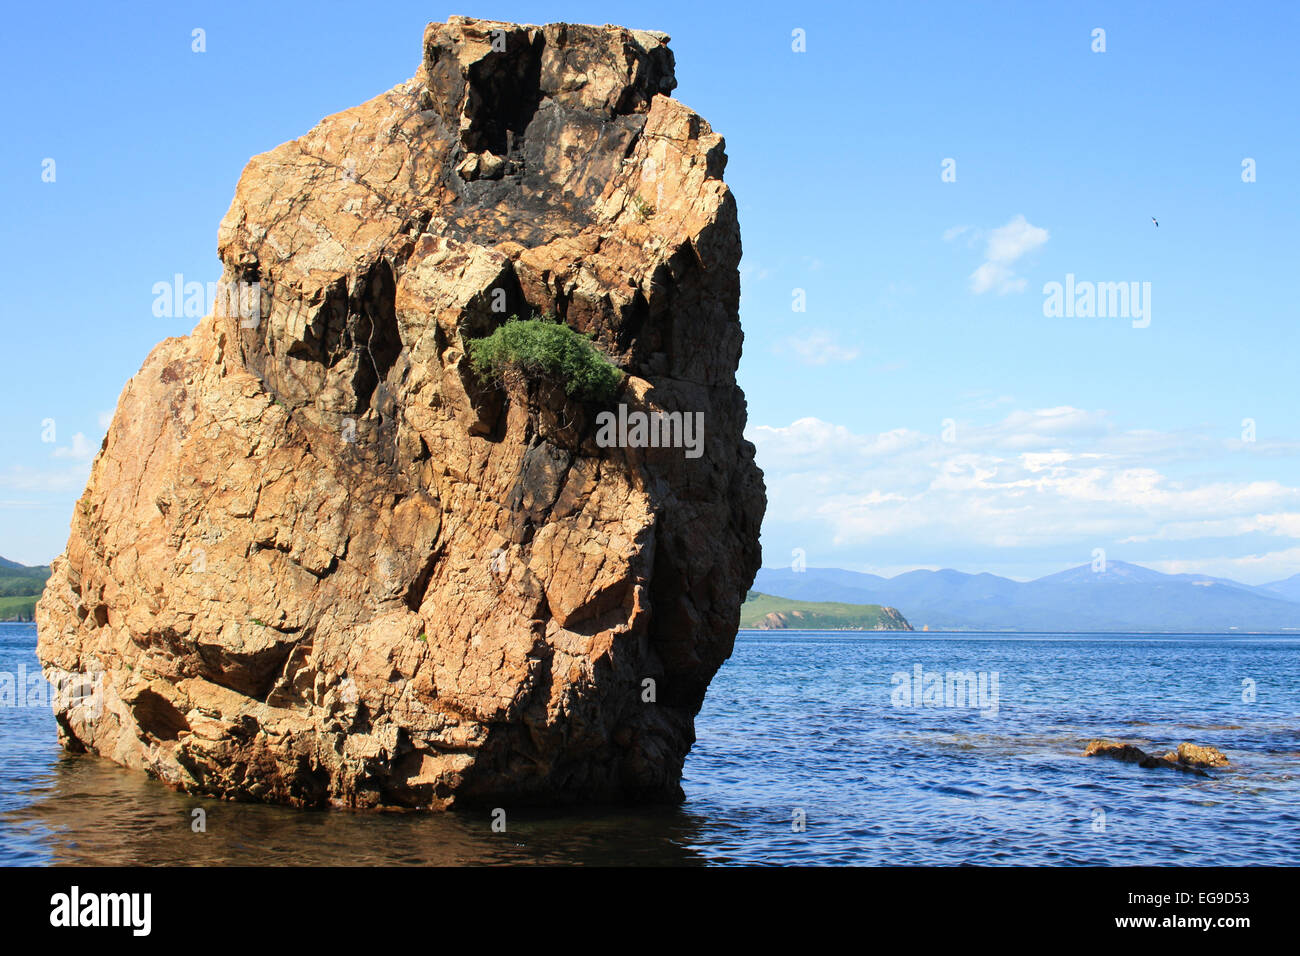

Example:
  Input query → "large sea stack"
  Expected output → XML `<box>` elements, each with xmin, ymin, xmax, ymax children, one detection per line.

<box><xmin>36</xmin><ymin>17</ymin><xmax>764</xmax><ymax>808</ymax></box>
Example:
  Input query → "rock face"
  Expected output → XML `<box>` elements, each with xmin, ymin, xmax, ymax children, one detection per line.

<box><xmin>36</xmin><ymin>17</ymin><xmax>765</xmax><ymax>809</ymax></box>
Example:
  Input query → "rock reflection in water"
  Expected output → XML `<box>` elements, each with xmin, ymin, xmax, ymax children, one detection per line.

<box><xmin>3</xmin><ymin>753</ymin><xmax>710</xmax><ymax>866</ymax></box>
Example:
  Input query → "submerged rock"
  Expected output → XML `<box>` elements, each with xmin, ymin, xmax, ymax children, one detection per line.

<box><xmin>36</xmin><ymin>17</ymin><xmax>764</xmax><ymax>809</ymax></box>
<box><xmin>1083</xmin><ymin>739</ymin><xmax>1229</xmax><ymax>775</ymax></box>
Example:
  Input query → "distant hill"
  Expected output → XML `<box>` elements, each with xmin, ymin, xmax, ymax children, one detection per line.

<box><xmin>753</xmin><ymin>561</ymin><xmax>1300</xmax><ymax>632</ymax></box>
<box><xmin>1259</xmin><ymin>573</ymin><xmax>1300</xmax><ymax>603</ymax></box>
<box><xmin>0</xmin><ymin>557</ymin><xmax>51</xmax><ymax>622</ymax></box>
<box><xmin>740</xmin><ymin>591</ymin><xmax>913</xmax><ymax>631</ymax></box>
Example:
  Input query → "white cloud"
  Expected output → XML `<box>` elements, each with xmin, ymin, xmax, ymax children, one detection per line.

<box><xmin>51</xmin><ymin>432</ymin><xmax>94</xmax><ymax>460</ymax></box>
<box><xmin>0</xmin><ymin>461</ymin><xmax>93</xmax><ymax>494</ymax></box>
<box><xmin>966</xmin><ymin>215</ymin><xmax>1049</xmax><ymax>295</ymax></box>
<box><xmin>747</xmin><ymin>408</ymin><xmax>1300</xmax><ymax>582</ymax></box>
<box><xmin>970</xmin><ymin>261</ymin><xmax>1026</xmax><ymax>294</ymax></box>
<box><xmin>781</xmin><ymin>331</ymin><xmax>860</xmax><ymax>366</ymax></box>
<box><xmin>1148</xmin><ymin>549</ymin><xmax>1300</xmax><ymax>583</ymax></box>
<box><xmin>1120</xmin><ymin>513</ymin><xmax>1300</xmax><ymax>543</ymax></box>
<box><xmin>984</xmin><ymin>216</ymin><xmax>1050</xmax><ymax>263</ymax></box>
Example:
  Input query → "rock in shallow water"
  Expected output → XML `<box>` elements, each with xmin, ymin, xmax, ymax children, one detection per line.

<box><xmin>35</xmin><ymin>17</ymin><xmax>765</xmax><ymax>809</ymax></box>
<box><xmin>1083</xmin><ymin>739</ymin><xmax>1230</xmax><ymax>775</ymax></box>
<box><xmin>1160</xmin><ymin>741</ymin><xmax>1231</xmax><ymax>768</ymax></box>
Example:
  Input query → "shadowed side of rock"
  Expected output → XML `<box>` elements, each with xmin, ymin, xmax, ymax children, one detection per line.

<box><xmin>36</xmin><ymin>17</ymin><xmax>765</xmax><ymax>809</ymax></box>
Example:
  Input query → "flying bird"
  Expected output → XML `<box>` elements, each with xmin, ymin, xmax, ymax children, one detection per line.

<box><xmin>1151</xmin><ymin>216</ymin><xmax>1159</xmax><ymax>228</ymax></box>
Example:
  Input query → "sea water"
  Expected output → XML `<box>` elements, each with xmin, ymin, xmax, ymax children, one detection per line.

<box><xmin>2</xmin><ymin>623</ymin><xmax>1297</xmax><ymax>865</ymax></box>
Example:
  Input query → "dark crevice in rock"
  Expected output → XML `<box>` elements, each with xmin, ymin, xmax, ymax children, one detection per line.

<box><xmin>460</xmin><ymin>32</ymin><xmax>546</xmax><ymax>156</ymax></box>
<box><xmin>131</xmin><ymin>689</ymin><xmax>191</xmax><ymax>742</ymax></box>
<box><xmin>404</xmin><ymin>544</ymin><xmax>443</xmax><ymax>613</ymax></box>
<box><xmin>351</xmin><ymin>259</ymin><xmax>403</xmax><ymax>419</ymax></box>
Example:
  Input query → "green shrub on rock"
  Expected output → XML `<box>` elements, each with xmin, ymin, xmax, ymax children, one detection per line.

<box><xmin>467</xmin><ymin>316</ymin><xmax>622</xmax><ymax>403</ymax></box>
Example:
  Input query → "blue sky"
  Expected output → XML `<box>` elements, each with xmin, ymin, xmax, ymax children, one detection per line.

<box><xmin>2</xmin><ymin>1</ymin><xmax>1298</xmax><ymax>582</ymax></box>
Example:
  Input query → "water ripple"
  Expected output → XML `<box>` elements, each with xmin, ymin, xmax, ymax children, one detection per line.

<box><xmin>2</xmin><ymin>625</ymin><xmax>1298</xmax><ymax>864</ymax></box>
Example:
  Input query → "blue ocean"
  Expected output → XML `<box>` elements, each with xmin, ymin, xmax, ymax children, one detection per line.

<box><xmin>2</xmin><ymin>623</ymin><xmax>1296</xmax><ymax>865</ymax></box>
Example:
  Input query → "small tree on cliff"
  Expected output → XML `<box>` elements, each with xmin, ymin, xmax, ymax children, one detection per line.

<box><xmin>467</xmin><ymin>315</ymin><xmax>622</xmax><ymax>403</ymax></box>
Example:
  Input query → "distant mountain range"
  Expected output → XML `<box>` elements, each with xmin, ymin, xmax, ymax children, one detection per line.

<box><xmin>8</xmin><ymin>549</ymin><xmax>1300</xmax><ymax>632</ymax></box>
<box><xmin>752</xmin><ymin>562</ymin><xmax>1300</xmax><ymax>632</ymax></box>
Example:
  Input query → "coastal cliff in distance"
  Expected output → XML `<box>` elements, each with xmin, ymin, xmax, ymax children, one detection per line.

<box><xmin>35</xmin><ymin>17</ymin><xmax>765</xmax><ymax>809</ymax></box>
<box><xmin>740</xmin><ymin>592</ymin><xmax>913</xmax><ymax>631</ymax></box>
<box><xmin>0</xmin><ymin>558</ymin><xmax>50</xmax><ymax>622</ymax></box>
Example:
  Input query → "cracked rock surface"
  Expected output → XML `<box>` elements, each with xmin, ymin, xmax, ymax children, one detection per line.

<box><xmin>36</xmin><ymin>17</ymin><xmax>765</xmax><ymax>809</ymax></box>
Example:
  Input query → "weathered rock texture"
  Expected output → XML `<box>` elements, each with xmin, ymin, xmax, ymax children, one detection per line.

<box><xmin>36</xmin><ymin>17</ymin><xmax>764</xmax><ymax>809</ymax></box>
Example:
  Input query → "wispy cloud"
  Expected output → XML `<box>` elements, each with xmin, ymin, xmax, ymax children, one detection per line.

<box><xmin>747</xmin><ymin>407</ymin><xmax>1300</xmax><ymax>582</ymax></box>
<box><xmin>51</xmin><ymin>432</ymin><xmax>94</xmax><ymax>460</ymax></box>
<box><xmin>1148</xmin><ymin>549</ymin><xmax>1300</xmax><ymax>581</ymax></box>
<box><xmin>954</xmin><ymin>215</ymin><xmax>1049</xmax><ymax>295</ymax></box>
<box><xmin>0</xmin><ymin>461</ymin><xmax>93</xmax><ymax>494</ymax></box>
<box><xmin>781</xmin><ymin>331</ymin><xmax>860</xmax><ymax>365</ymax></box>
